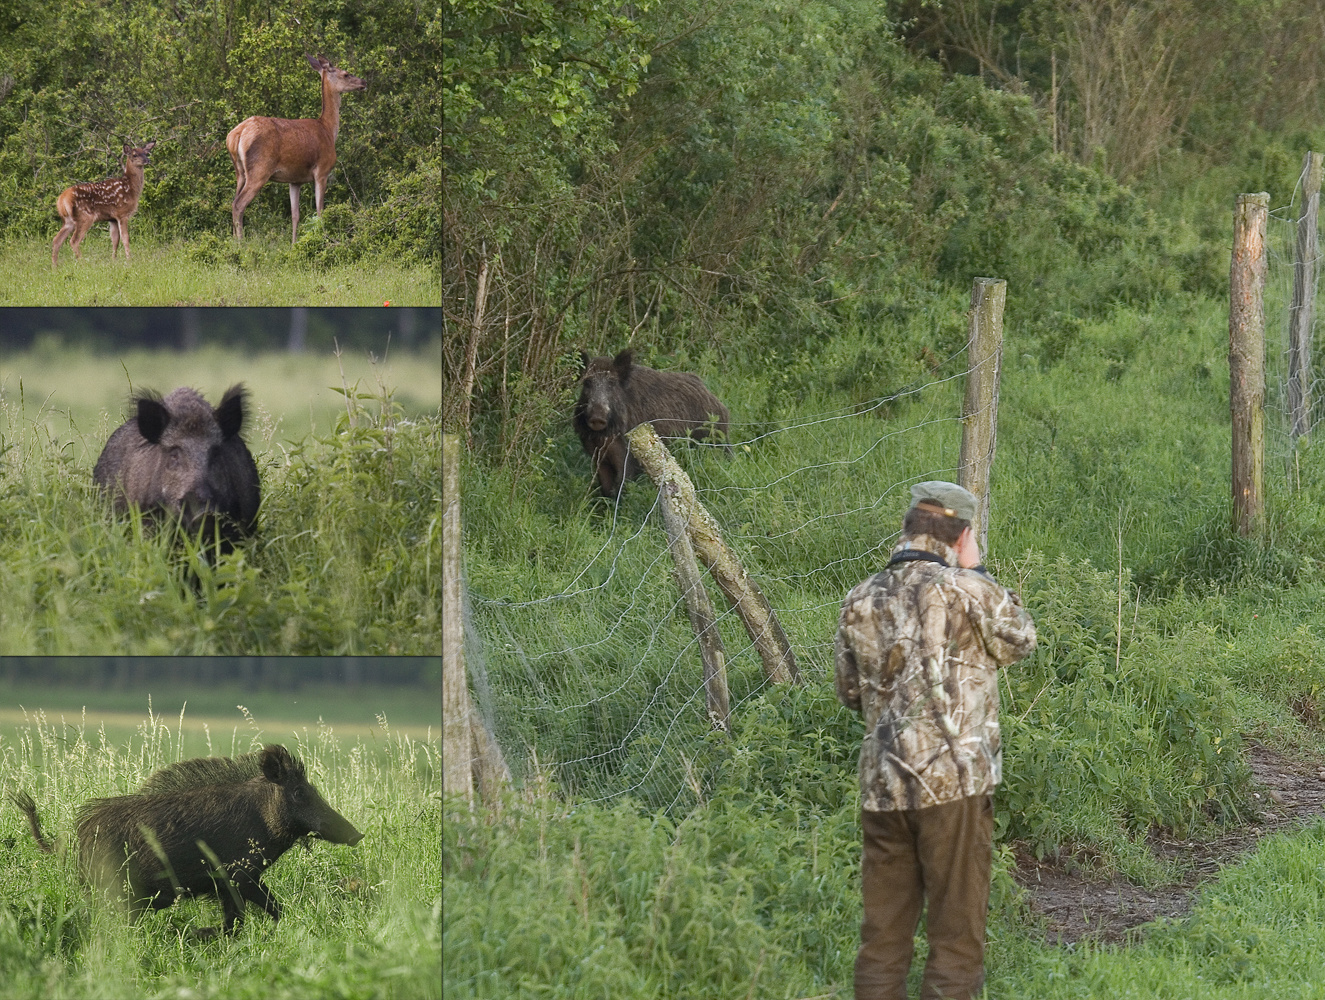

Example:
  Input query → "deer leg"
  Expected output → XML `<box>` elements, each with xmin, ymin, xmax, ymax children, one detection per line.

<box><xmin>70</xmin><ymin>216</ymin><xmax>97</xmax><ymax>259</ymax></box>
<box><xmin>314</xmin><ymin>175</ymin><xmax>326</xmax><ymax>218</ymax></box>
<box><xmin>289</xmin><ymin>183</ymin><xmax>301</xmax><ymax>244</ymax></box>
<box><xmin>52</xmin><ymin>220</ymin><xmax>75</xmax><ymax>268</ymax></box>
<box><xmin>119</xmin><ymin>218</ymin><xmax>131</xmax><ymax>260</ymax></box>
<box><xmin>108</xmin><ymin>220</ymin><xmax>121</xmax><ymax>259</ymax></box>
<box><xmin>232</xmin><ymin>180</ymin><xmax>263</xmax><ymax>242</ymax></box>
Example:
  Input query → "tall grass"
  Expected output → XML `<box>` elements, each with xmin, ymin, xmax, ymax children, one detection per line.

<box><xmin>1</xmin><ymin>707</ymin><xmax>440</xmax><ymax>1000</ymax></box>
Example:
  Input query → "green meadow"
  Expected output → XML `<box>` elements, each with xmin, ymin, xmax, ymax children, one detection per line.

<box><xmin>0</xmin><ymin>681</ymin><xmax>442</xmax><ymax>759</ymax></box>
<box><xmin>1</xmin><ymin>234</ymin><xmax>440</xmax><ymax>307</ymax></box>
<box><xmin>0</xmin><ymin>705</ymin><xmax>440</xmax><ymax>999</ymax></box>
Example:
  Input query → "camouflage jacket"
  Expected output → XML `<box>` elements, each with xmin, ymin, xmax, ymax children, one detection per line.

<box><xmin>834</xmin><ymin>533</ymin><xmax>1038</xmax><ymax>811</ymax></box>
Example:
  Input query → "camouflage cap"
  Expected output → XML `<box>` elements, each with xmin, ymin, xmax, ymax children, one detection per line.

<box><xmin>909</xmin><ymin>481</ymin><xmax>979</xmax><ymax>523</ymax></box>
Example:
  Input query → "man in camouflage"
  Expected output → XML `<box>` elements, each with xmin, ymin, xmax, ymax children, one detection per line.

<box><xmin>835</xmin><ymin>482</ymin><xmax>1037</xmax><ymax>1000</ymax></box>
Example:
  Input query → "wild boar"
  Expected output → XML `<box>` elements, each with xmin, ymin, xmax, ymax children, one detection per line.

<box><xmin>10</xmin><ymin>744</ymin><xmax>363</xmax><ymax>936</ymax></box>
<box><xmin>573</xmin><ymin>349</ymin><xmax>730</xmax><ymax>497</ymax></box>
<box><xmin>92</xmin><ymin>384</ymin><xmax>261</xmax><ymax>545</ymax></box>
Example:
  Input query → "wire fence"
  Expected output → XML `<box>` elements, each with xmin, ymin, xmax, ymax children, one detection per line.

<box><xmin>455</xmin><ymin>328</ymin><xmax>993</xmax><ymax>813</ymax></box>
<box><xmin>1265</xmin><ymin>156</ymin><xmax>1325</xmax><ymax>481</ymax></box>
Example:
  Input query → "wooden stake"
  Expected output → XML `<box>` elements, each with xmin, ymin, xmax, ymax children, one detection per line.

<box><xmin>443</xmin><ymin>433</ymin><xmax>510</xmax><ymax>804</ymax></box>
<box><xmin>626</xmin><ymin>424</ymin><xmax>800</xmax><ymax>685</ymax></box>
<box><xmin>1230</xmin><ymin>194</ymin><xmax>1268</xmax><ymax>537</ymax></box>
<box><xmin>442</xmin><ymin>433</ymin><xmax>475</xmax><ymax>804</ymax></box>
<box><xmin>959</xmin><ymin>277</ymin><xmax>1007</xmax><ymax>553</ymax></box>
<box><xmin>659</xmin><ymin>481</ymin><xmax>730</xmax><ymax>731</ymax></box>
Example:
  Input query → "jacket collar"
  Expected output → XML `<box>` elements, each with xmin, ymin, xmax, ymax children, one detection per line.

<box><xmin>889</xmin><ymin>532</ymin><xmax>960</xmax><ymax>568</ymax></box>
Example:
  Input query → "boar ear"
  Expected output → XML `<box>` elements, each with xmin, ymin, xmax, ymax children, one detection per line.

<box><xmin>612</xmin><ymin>349</ymin><xmax>634</xmax><ymax>379</ymax></box>
<box><xmin>216</xmin><ymin>384</ymin><xmax>247</xmax><ymax>439</ymax></box>
<box><xmin>260</xmin><ymin>744</ymin><xmax>293</xmax><ymax>784</ymax></box>
<box><xmin>136</xmin><ymin>395</ymin><xmax>169</xmax><ymax>444</ymax></box>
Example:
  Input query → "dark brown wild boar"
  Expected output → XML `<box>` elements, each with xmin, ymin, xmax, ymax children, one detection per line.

<box><xmin>92</xmin><ymin>384</ymin><xmax>261</xmax><ymax>546</ymax></box>
<box><xmin>10</xmin><ymin>744</ymin><xmax>363</xmax><ymax>936</ymax></box>
<box><xmin>573</xmin><ymin>349</ymin><xmax>730</xmax><ymax>497</ymax></box>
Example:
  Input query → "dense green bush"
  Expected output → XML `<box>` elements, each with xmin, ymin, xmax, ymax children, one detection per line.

<box><xmin>0</xmin><ymin>0</ymin><xmax>438</xmax><ymax>259</ymax></box>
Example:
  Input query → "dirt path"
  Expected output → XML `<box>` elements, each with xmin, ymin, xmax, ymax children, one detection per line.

<box><xmin>1012</xmin><ymin>743</ymin><xmax>1325</xmax><ymax>945</ymax></box>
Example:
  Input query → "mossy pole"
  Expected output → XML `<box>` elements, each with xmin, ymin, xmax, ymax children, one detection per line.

<box><xmin>959</xmin><ymin>277</ymin><xmax>1006</xmax><ymax>552</ymax></box>
<box><xmin>443</xmin><ymin>435</ymin><xmax>509</xmax><ymax>805</ymax></box>
<box><xmin>442</xmin><ymin>433</ymin><xmax>475</xmax><ymax>805</ymax></box>
<box><xmin>626</xmin><ymin>424</ymin><xmax>800</xmax><ymax>685</ymax></box>
<box><xmin>658</xmin><ymin>480</ymin><xmax>731</xmax><ymax>732</ymax></box>
<box><xmin>1230</xmin><ymin>193</ymin><xmax>1268</xmax><ymax>537</ymax></box>
<box><xmin>1290</xmin><ymin>154</ymin><xmax>1323</xmax><ymax>449</ymax></box>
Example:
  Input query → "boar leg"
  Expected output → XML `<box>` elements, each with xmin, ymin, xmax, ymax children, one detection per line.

<box><xmin>212</xmin><ymin>870</ymin><xmax>261</xmax><ymax>934</ymax></box>
<box><xmin>595</xmin><ymin>440</ymin><xmax>627</xmax><ymax>498</ymax></box>
<box><xmin>233</xmin><ymin>870</ymin><xmax>282</xmax><ymax>924</ymax></box>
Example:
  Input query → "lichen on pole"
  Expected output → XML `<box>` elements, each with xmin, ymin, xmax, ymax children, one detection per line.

<box><xmin>625</xmin><ymin>424</ymin><xmax>800</xmax><ymax>685</ymax></box>
<box><xmin>959</xmin><ymin>277</ymin><xmax>1006</xmax><ymax>553</ymax></box>
<box><xmin>442</xmin><ymin>434</ymin><xmax>475</xmax><ymax>804</ymax></box>
<box><xmin>1230</xmin><ymin>193</ymin><xmax>1268</xmax><ymax>537</ymax></box>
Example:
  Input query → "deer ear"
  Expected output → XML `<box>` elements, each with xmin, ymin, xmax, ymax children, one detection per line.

<box><xmin>122</xmin><ymin>145</ymin><xmax>131</xmax><ymax>157</ymax></box>
<box><xmin>143</xmin><ymin>141</ymin><xmax>156</xmax><ymax>151</ymax></box>
<box><xmin>307</xmin><ymin>54</ymin><xmax>322</xmax><ymax>71</ymax></box>
<box><xmin>136</xmin><ymin>396</ymin><xmax>169</xmax><ymax>444</ymax></box>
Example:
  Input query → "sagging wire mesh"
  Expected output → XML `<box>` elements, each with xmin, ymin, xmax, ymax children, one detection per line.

<box><xmin>1265</xmin><ymin>160</ymin><xmax>1325</xmax><ymax>485</ymax></box>
<box><xmin>461</xmin><ymin>332</ymin><xmax>985</xmax><ymax>814</ymax></box>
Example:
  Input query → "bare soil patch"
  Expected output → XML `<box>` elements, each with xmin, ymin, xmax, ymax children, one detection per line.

<box><xmin>1012</xmin><ymin>742</ymin><xmax>1325</xmax><ymax>945</ymax></box>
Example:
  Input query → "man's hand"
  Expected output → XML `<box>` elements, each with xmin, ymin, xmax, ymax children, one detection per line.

<box><xmin>955</xmin><ymin>526</ymin><xmax>981</xmax><ymax>569</ymax></box>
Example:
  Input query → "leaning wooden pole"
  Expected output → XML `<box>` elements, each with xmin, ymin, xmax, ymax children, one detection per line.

<box><xmin>442</xmin><ymin>433</ymin><xmax>475</xmax><ymax>805</ymax></box>
<box><xmin>658</xmin><ymin>480</ymin><xmax>731</xmax><ymax>731</ymax></box>
<box><xmin>1289</xmin><ymin>154</ymin><xmax>1323</xmax><ymax>448</ymax></box>
<box><xmin>1230</xmin><ymin>193</ymin><xmax>1269</xmax><ymax>537</ymax></box>
<box><xmin>626</xmin><ymin>424</ymin><xmax>800</xmax><ymax>685</ymax></box>
<box><xmin>959</xmin><ymin>277</ymin><xmax>1007</xmax><ymax>552</ymax></box>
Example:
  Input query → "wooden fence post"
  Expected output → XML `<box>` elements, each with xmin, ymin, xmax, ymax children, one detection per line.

<box><xmin>443</xmin><ymin>434</ymin><xmax>510</xmax><ymax>804</ymax></box>
<box><xmin>442</xmin><ymin>433</ymin><xmax>475</xmax><ymax>805</ymax></box>
<box><xmin>959</xmin><ymin>277</ymin><xmax>1006</xmax><ymax>553</ymax></box>
<box><xmin>625</xmin><ymin>424</ymin><xmax>800</xmax><ymax>685</ymax></box>
<box><xmin>1230</xmin><ymin>193</ymin><xmax>1269</xmax><ymax>537</ymax></box>
<box><xmin>659</xmin><ymin>481</ymin><xmax>731</xmax><ymax>732</ymax></box>
<box><xmin>1290</xmin><ymin>153</ymin><xmax>1323</xmax><ymax>448</ymax></box>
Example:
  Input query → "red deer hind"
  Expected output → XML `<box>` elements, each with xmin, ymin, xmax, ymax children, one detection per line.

<box><xmin>227</xmin><ymin>54</ymin><xmax>366</xmax><ymax>243</ymax></box>
<box><xmin>51</xmin><ymin>142</ymin><xmax>156</xmax><ymax>268</ymax></box>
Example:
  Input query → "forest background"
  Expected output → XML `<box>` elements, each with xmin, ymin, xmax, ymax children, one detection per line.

<box><xmin>443</xmin><ymin>0</ymin><xmax>1325</xmax><ymax>454</ymax></box>
<box><xmin>444</xmin><ymin>2</ymin><xmax>1325</xmax><ymax>997</ymax></box>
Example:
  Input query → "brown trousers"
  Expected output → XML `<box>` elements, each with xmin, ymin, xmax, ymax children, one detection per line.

<box><xmin>855</xmin><ymin>795</ymin><xmax>993</xmax><ymax>1000</ymax></box>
